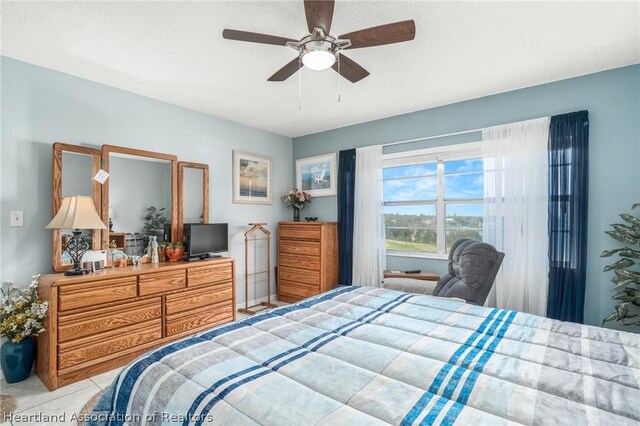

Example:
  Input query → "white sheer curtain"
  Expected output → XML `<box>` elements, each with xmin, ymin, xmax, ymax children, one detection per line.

<box><xmin>352</xmin><ymin>145</ymin><xmax>386</xmax><ymax>286</ymax></box>
<box><xmin>482</xmin><ymin>117</ymin><xmax>550</xmax><ymax>316</ymax></box>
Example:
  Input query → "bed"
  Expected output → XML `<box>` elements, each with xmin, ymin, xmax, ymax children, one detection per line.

<box><xmin>87</xmin><ymin>286</ymin><xmax>640</xmax><ymax>425</ymax></box>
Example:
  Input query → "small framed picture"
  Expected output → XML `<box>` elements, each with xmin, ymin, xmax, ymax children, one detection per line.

<box><xmin>296</xmin><ymin>153</ymin><xmax>337</xmax><ymax>197</ymax></box>
<box><xmin>233</xmin><ymin>150</ymin><xmax>272</xmax><ymax>204</ymax></box>
<box><xmin>82</xmin><ymin>250</ymin><xmax>107</xmax><ymax>270</ymax></box>
<box><xmin>82</xmin><ymin>260</ymin><xmax>103</xmax><ymax>272</ymax></box>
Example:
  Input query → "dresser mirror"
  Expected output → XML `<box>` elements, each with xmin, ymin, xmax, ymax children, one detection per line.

<box><xmin>101</xmin><ymin>145</ymin><xmax>178</xmax><ymax>257</ymax></box>
<box><xmin>177</xmin><ymin>162</ymin><xmax>209</xmax><ymax>241</ymax></box>
<box><xmin>51</xmin><ymin>143</ymin><xmax>102</xmax><ymax>272</ymax></box>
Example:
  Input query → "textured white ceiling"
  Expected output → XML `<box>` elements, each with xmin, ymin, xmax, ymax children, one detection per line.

<box><xmin>2</xmin><ymin>1</ymin><xmax>639</xmax><ymax>138</ymax></box>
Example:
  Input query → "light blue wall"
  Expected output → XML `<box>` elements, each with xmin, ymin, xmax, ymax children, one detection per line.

<box><xmin>293</xmin><ymin>65</ymin><xmax>640</xmax><ymax>330</ymax></box>
<box><xmin>1</xmin><ymin>56</ymin><xmax>293</xmax><ymax>305</ymax></box>
<box><xmin>2</xmin><ymin>55</ymin><xmax>638</xmax><ymax>329</ymax></box>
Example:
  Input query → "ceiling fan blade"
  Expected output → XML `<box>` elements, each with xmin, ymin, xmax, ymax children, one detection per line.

<box><xmin>340</xmin><ymin>20</ymin><xmax>416</xmax><ymax>49</ymax></box>
<box><xmin>267</xmin><ymin>58</ymin><xmax>301</xmax><ymax>81</ymax></box>
<box><xmin>304</xmin><ymin>0</ymin><xmax>335</xmax><ymax>34</ymax></box>
<box><xmin>222</xmin><ymin>29</ymin><xmax>297</xmax><ymax>46</ymax></box>
<box><xmin>333</xmin><ymin>54</ymin><xmax>369</xmax><ymax>83</ymax></box>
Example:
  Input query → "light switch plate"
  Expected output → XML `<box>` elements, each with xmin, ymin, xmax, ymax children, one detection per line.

<box><xmin>10</xmin><ymin>211</ymin><xmax>24</xmax><ymax>227</ymax></box>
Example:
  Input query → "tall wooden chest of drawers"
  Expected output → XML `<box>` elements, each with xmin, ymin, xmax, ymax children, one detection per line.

<box><xmin>277</xmin><ymin>222</ymin><xmax>338</xmax><ymax>302</ymax></box>
<box><xmin>37</xmin><ymin>257</ymin><xmax>235</xmax><ymax>390</ymax></box>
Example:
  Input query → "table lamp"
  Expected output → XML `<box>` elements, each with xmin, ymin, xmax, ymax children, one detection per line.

<box><xmin>46</xmin><ymin>196</ymin><xmax>107</xmax><ymax>276</ymax></box>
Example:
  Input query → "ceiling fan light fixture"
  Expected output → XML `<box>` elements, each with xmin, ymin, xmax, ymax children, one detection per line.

<box><xmin>222</xmin><ymin>1</ymin><xmax>416</xmax><ymax>83</ymax></box>
<box><xmin>302</xmin><ymin>50</ymin><xmax>336</xmax><ymax>71</ymax></box>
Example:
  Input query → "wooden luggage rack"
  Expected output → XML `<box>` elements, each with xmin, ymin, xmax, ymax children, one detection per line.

<box><xmin>238</xmin><ymin>223</ymin><xmax>277</xmax><ymax>315</ymax></box>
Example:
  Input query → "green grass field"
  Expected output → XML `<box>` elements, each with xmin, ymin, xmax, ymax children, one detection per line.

<box><xmin>386</xmin><ymin>239</ymin><xmax>437</xmax><ymax>252</ymax></box>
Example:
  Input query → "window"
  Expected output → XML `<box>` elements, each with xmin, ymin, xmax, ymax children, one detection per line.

<box><xmin>549</xmin><ymin>146</ymin><xmax>576</xmax><ymax>267</ymax></box>
<box><xmin>383</xmin><ymin>143</ymin><xmax>484</xmax><ymax>257</ymax></box>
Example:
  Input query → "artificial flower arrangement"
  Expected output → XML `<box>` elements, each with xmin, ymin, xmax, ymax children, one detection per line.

<box><xmin>281</xmin><ymin>188</ymin><xmax>312</xmax><ymax>209</ymax></box>
<box><xmin>0</xmin><ymin>275</ymin><xmax>48</xmax><ymax>343</ymax></box>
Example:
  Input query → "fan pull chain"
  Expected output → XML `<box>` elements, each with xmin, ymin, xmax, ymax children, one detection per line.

<box><xmin>337</xmin><ymin>53</ymin><xmax>341</xmax><ymax>103</ymax></box>
<box><xmin>298</xmin><ymin>57</ymin><xmax>302</xmax><ymax>110</ymax></box>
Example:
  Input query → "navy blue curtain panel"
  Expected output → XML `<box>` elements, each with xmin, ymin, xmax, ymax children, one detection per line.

<box><xmin>547</xmin><ymin>110</ymin><xmax>589</xmax><ymax>323</ymax></box>
<box><xmin>337</xmin><ymin>149</ymin><xmax>356</xmax><ymax>285</ymax></box>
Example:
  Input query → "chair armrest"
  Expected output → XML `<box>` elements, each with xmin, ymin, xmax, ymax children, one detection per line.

<box><xmin>381</xmin><ymin>278</ymin><xmax>437</xmax><ymax>295</ymax></box>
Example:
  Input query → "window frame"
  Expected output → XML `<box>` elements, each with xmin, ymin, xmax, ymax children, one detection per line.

<box><xmin>383</xmin><ymin>142</ymin><xmax>483</xmax><ymax>259</ymax></box>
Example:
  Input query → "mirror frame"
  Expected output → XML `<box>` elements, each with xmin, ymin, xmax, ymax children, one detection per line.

<box><xmin>51</xmin><ymin>142</ymin><xmax>102</xmax><ymax>272</ymax></box>
<box><xmin>177</xmin><ymin>161</ymin><xmax>209</xmax><ymax>242</ymax></box>
<box><xmin>101</xmin><ymin>145</ymin><xmax>178</xmax><ymax>252</ymax></box>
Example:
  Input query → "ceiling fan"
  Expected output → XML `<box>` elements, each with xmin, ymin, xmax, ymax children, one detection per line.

<box><xmin>222</xmin><ymin>0</ymin><xmax>416</xmax><ymax>83</ymax></box>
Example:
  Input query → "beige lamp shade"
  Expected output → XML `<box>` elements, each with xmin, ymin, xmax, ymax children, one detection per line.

<box><xmin>108</xmin><ymin>207</ymin><xmax>117</xmax><ymax>219</ymax></box>
<box><xmin>46</xmin><ymin>196</ymin><xmax>107</xmax><ymax>230</ymax></box>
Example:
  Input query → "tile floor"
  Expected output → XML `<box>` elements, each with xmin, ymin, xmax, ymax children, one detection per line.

<box><xmin>1</xmin><ymin>303</ymin><xmax>285</xmax><ymax>425</ymax></box>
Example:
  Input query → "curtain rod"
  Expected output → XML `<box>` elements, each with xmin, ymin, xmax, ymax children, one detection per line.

<box><xmin>382</xmin><ymin>127</ymin><xmax>484</xmax><ymax>148</ymax></box>
<box><xmin>381</xmin><ymin>115</ymin><xmax>550</xmax><ymax>148</ymax></box>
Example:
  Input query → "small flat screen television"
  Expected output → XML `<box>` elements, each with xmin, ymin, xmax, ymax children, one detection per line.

<box><xmin>183</xmin><ymin>223</ymin><xmax>228</xmax><ymax>261</ymax></box>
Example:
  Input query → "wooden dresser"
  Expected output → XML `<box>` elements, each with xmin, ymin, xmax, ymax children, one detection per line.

<box><xmin>37</xmin><ymin>257</ymin><xmax>235</xmax><ymax>390</ymax></box>
<box><xmin>277</xmin><ymin>222</ymin><xmax>338</xmax><ymax>302</ymax></box>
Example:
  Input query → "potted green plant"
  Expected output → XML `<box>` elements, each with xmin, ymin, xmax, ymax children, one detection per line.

<box><xmin>601</xmin><ymin>203</ymin><xmax>640</xmax><ymax>326</ymax></box>
<box><xmin>0</xmin><ymin>275</ymin><xmax>48</xmax><ymax>383</ymax></box>
<box><xmin>165</xmin><ymin>242</ymin><xmax>185</xmax><ymax>262</ymax></box>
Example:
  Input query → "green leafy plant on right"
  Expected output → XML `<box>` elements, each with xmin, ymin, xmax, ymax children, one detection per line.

<box><xmin>143</xmin><ymin>206</ymin><xmax>167</xmax><ymax>235</ymax></box>
<box><xmin>601</xmin><ymin>203</ymin><xmax>640</xmax><ymax>326</ymax></box>
<box><xmin>142</xmin><ymin>206</ymin><xmax>167</xmax><ymax>248</ymax></box>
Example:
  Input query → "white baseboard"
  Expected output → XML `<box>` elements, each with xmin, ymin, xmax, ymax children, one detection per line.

<box><xmin>235</xmin><ymin>294</ymin><xmax>279</xmax><ymax>311</ymax></box>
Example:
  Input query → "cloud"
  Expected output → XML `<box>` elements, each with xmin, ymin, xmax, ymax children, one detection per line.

<box><xmin>385</xmin><ymin>176</ymin><xmax>484</xmax><ymax>202</ymax></box>
<box><xmin>384</xmin><ymin>164</ymin><xmax>437</xmax><ymax>179</ymax></box>
<box><xmin>447</xmin><ymin>159</ymin><xmax>483</xmax><ymax>173</ymax></box>
<box><xmin>384</xmin><ymin>176</ymin><xmax>438</xmax><ymax>201</ymax></box>
<box><xmin>240</xmin><ymin>159</ymin><xmax>268</xmax><ymax>179</ymax></box>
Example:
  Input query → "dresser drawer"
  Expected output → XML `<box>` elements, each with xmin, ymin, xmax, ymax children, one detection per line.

<box><xmin>188</xmin><ymin>262</ymin><xmax>233</xmax><ymax>287</ymax></box>
<box><xmin>278</xmin><ymin>280</ymin><xmax>319</xmax><ymax>299</ymax></box>
<box><xmin>279</xmin><ymin>252</ymin><xmax>320</xmax><ymax>271</ymax></box>
<box><xmin>279</xmin><ymin>265</ymin><xmax>320</xmax><ymax>286</ymax></box>
<box><xmin>58</xmin><ymin>277</ymin><xmax>137</xmax><ymax>312</ymax></box>
<box><xmin>165</xmin><ymin>301</ymin><xmax>233</xmax><ymax>336</ymax></box>
<box><xmin>58</xmin><ymin>319</ymin><xmax>161</xmax><ymax>370</ymax></box>
<box><xmin>138</xmin><ymin>270</ymin><xmax>186</xmax><ymax>296</ymax></box>
<box><xmin>279</xmin><ymin>225</ymin><xmax>321</xmax><ymax>241</ymax></box>
<box><xmin>279</xmin><ymin>240</ymin><xmax>320</xmax><ymax>257</ymax></box>
<box><xmin>165</xmin><ymin>283</ymin><xmax>233</xmax><ymax>316</ymax></box>
<box><xmin>58</xmin><ymin>299</ymin><xmax>161</xmax><ymax>343</ymax></box>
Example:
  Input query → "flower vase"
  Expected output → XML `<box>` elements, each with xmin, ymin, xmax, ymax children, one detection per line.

<box><xmin>165</xmin><ymin>247</ymin><xmax>184</xmax><ymax>262</ymax></box>
<box><xmin>1</xmin><ymin>337</ymin><xmax>36</xmax><ymax>383</ymax></box>
<box><xmin>293</xmin><ymin>208</ymin><xmax>300</xmax><ymax>222</ymax></box>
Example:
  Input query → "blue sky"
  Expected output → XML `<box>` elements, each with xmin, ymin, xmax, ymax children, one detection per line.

<box><xmin>383</xmin><ymin>159</ymin><xmax>483</xmax><ymax>217</ymax></box>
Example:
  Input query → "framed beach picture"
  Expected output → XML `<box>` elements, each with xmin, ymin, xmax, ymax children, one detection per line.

<box><xmin>296</xmin><ymin>153</ymin><xmax>337</xmax><ymax>197</ymax></box>
<box><xmin>233</xmin><ymin>150</ymin><xmax>272</xmax><ymax>204</ymax></box>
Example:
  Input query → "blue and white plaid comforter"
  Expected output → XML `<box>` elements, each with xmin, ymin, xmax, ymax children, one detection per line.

<box><xmin>88</xmin><ymin>286</ymin><xmax>640</xmax><ymax>425</ymax></box>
